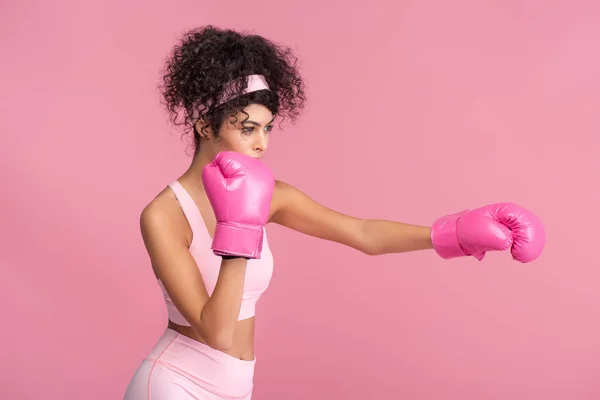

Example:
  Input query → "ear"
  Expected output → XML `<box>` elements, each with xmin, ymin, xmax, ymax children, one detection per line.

<box><xmin>194</xmin><ymin>119</ymin><xmax>212</xmax><ymax>139</ymax></box>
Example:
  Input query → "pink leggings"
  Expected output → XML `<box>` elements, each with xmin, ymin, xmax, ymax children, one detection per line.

<box><xmin>124</xmin><ymin>328</ymin><xmax>255</xmax><ymax>400</ymax></box>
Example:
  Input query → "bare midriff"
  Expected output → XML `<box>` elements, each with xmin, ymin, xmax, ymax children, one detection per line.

<box><xmin>167</xmin><ymin>317</ymin><xmax>256</xmax><ymax>361</ymax></box>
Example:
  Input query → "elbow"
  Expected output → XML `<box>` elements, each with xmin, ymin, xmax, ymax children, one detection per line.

<box><xmin>194</xmin><ymin>322</ymin><xmax>234</xmax><ymax>352</ymax></box>
<box><xmin>206</xmin><ymin>331</ymin><xmax>234</xmax><ymax>352</ymax></box>
<box><xmin>358</xmin><ymin>220</ymin><xmax>380</xmax><ymax>256</ymax></box>
<box><xmin>196</xmin><ymin>308</ymin><xmax>237</xmax><ymax>351</ymax></box>
<box><xmin>361</xmin><ymin>245</ymin><xmax>381</xmax><ymax>256</ymax></box>
<box><xmin>359</xmin><ymin>238</ymin><xmax>381</xmax><ymax>256</ymax></box>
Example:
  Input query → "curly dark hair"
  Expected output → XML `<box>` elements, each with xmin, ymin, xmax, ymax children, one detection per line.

<box><xmin>160</xmin><ymin>25</ymin><xmax>307</xmax><ymax>153</ymax></box>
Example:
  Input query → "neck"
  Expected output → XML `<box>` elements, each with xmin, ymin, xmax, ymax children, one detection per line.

<box><xmin>180</xmin><ymin>149</ymin><xmax>214</xmax><ymax>189</ymax></box>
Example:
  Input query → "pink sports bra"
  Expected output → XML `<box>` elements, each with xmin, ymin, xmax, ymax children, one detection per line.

<box><xmin>157</xmin><ymin>180</ymin><xmax>274</xmax><ymax>325</ymax></box>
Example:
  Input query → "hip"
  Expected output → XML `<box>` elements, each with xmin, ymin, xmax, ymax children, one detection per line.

<box><xmin>125</xmin><ymin>328</ymin><xmax>256</xmax><ymax>399</ymax></box>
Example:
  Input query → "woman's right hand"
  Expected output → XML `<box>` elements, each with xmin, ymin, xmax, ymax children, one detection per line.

<box><xmin>202</xmin><ymin>151</ymin><xmax>275</xmax><ymax>259</ymax></box>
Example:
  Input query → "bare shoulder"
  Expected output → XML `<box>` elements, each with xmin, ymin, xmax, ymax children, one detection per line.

<box><xmin>140</xmin><ymin>187</ymin><xmax>190</xmax><ymax>249</ymax></box>
<box><xmin>269</xmin><ymin>179</ymin><xmax>295</xmax><ymax>215</ymax></box>
<box><xmin>269</xmin><ymin>179</ymin><xmax>313</xmax><ymax>221</ymax></box>
<box><xmin>140</xmin><ymin>188</ymin><xmax>176</xmax><ymax>228</ymax></box>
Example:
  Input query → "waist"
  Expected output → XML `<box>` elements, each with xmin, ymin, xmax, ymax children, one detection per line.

<box><xmin>146</xmin><ymin>328</ymin><xmax>256</xmax><ymax>398</ymax></box>
<box><xmin>168</xmin><ymin>317</ymin><xmax>256</xmax><ymax>360</ymax></box>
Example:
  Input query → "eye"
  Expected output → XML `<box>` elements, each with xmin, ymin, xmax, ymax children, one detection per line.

<box><xmin>241</xmin><ymin>126</ymin><xmax>255</xmax><ymax>135</ymax></box>
<box><xmin>265</xmin><ymin>125</ymin><xmax>274</xmax><ymax>133</ymax></box>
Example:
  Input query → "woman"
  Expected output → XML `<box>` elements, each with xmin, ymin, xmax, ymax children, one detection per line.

<box><xmin>124</xmin><ymin>25</ymin><xmax>545</xmax><ymax>399</ymax></box>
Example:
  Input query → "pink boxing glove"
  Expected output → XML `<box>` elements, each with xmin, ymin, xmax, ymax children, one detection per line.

<box><xmin>431</xmin><ymin>203</ymin><xmax>545</xmax><ymax>263</ymax></box>
<box><xmin>202</xmin><ymin>151</ymin><xmax>275</xmax><ymax>259</ymax></box>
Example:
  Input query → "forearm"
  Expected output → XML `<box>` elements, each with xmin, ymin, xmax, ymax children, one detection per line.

<box><xmin>361</xmin><ymin>219</ymin><xmax>433</xmax><ymax>255</ymax></box>
<box><xmin>198</xmin><ymin>257</ymin><xmax>247</xmax><ymax>349</ymax></box>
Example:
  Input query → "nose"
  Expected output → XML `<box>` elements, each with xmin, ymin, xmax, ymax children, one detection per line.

<box><xmin>253</xmin><ymin>132</ymin><xmax>268</xmax><ymax>153</ymax></box>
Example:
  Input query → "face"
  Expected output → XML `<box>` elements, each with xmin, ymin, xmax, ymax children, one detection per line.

<box><xmin>205</xmin><ymin>103</ymin><xmax>274</xmax><ymax>160</ymax></box>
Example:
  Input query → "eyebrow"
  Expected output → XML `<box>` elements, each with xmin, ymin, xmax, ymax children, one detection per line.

<box><xmin>242</xmin><ymin>118</ymin><xmax>275</xmax><ymax>127</ymax></box>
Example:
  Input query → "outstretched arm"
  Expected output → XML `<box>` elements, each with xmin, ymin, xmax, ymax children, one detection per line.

<box><xmin>360</xmin><ymin>218</ymin><xmax>433</xmax><ymax>255</ymax></box>
<box><xmin>269</xmin><ymin>180</ymin><xmax>432</xmax><ymax>256</ymax></box>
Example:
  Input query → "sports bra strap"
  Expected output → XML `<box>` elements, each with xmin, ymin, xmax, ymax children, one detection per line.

<box><xmin>167</xmin><ymin>180</ymin><xmax>207</xmax><ymax>240</ymax></box>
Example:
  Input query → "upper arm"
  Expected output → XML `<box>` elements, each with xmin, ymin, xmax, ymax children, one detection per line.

<box><xmin>140</xmin><ymin>200</ymin><xmax>209</xmax><ymax>330</ymax></box>
<box><xmin>269</xmin><ymin>180</ymin><xmax>367</xmax><ymax>252</ymax></box>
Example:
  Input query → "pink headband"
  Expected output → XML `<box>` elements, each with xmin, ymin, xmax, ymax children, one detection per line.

<box><xmin>192</xmin><ymin>75</ymin><xmax>271</xmax><ymax>119</ymax></box>
<box><xmin>216</xmin><ymin>74</ymin><xmax>271</xmax><ymax>106</ymax></box>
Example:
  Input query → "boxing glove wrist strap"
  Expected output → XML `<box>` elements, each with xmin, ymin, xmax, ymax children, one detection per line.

<box><xmin>211</xmin><ymin>222</ymin><xmax>264</xmax><ymax>259</ymax></box>
<box><xmin>431</xmin><ymin>211</ymin><xmax>468</xmax><ymax>259</ymax></box>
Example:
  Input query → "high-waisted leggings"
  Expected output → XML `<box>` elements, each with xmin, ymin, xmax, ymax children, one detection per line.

<box><xmin>124</xmin><ymin>328</ymin><xmax>255</xmax><ymax>400</ymax></box>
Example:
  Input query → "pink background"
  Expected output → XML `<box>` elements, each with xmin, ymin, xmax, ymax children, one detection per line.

<box><xmin>1</xmin><ymin>0</ymin><xmax>599</xmax><ymax>399</ymax></box>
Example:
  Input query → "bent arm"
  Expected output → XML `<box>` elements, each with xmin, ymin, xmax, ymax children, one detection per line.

<box><xmin>140</xmin><ymin>203</ymin><xmax>245</xmax><ymax>351</ymax></box>
<box><xmin>198</xmin><ymin>257</ymin><xmax>247</xmax><ymax>349</ymax></box>
<box><xmin>270</xmin><ymin>180</ymin><xmax>432</xmax><ymax>255</ymax></box>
